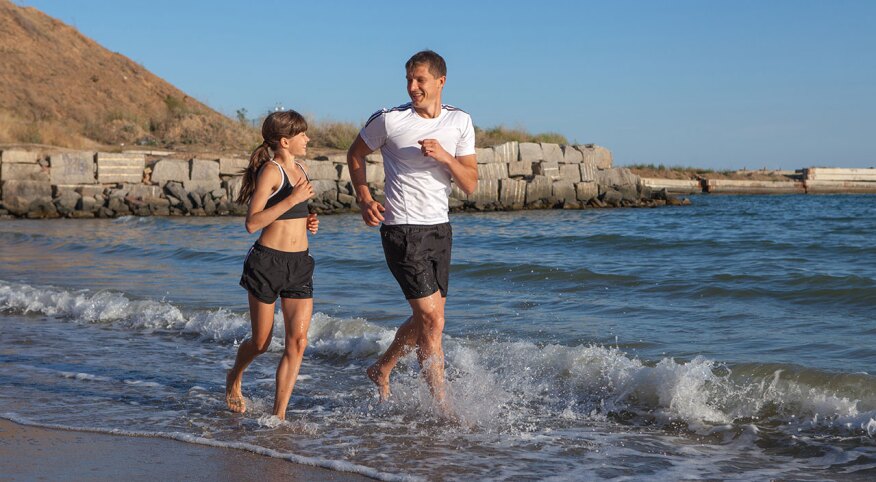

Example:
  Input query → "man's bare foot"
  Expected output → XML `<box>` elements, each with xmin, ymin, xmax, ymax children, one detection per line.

<box><xmin>366</xmin><ymin>363</ymin><xmax>391</xmax><ymax>401</ymax></box>
<box><xmin>225</xmin><ymin>370</ymin><xmax>246</xmax><ymax>413</ymax></box>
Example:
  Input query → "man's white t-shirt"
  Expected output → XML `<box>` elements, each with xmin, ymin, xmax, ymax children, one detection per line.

<box><xmin>359</xmin><ymin>103</ymin><xmax>476</xmax><ymax>225</ymax></box>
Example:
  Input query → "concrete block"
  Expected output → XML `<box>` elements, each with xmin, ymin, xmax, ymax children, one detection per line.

<box><xmin>50</xmin><ymin>152</ymin><xmax>96</xmax><ymax>184</ymax></box>
<box><xmin>596</xmin><ymin>168</ymin><xmax>638</xmax><ymax>189</ymax></box>
<box><xmin>499</xmin><ymin>178</ymin><xmax>526</xmax><ymax>206</ymax></box>
<box><xmin>577</xmin><ymin>144</ymin><xmax>613</xmax><ymax>169</ymax></box>
<box><xmin>805</xmin><ymin>180</ymin><xmax>876</xmax><ymax>193</ymax></box>
<box><xmin>575</xmin><ymin>182</ymin><xmax>598</xmax><ymax>201</ymax></box>
<box><xmin>639</xmin><ymin>178</ymin><xmax>702</xmax><ymax>195</ymax></box>
<box><xmin>558</xmin><ymin>164</ymin><xmax>581</xmax><ymax>182</ymax></box>
<box><xmin>365</xmin><ymin>152</ymin><xmax>383</xmax><ymax>163</ymax></box>
<box><xmin>2</xmin><ymin>180</ymin><xmax>52</xmax><ymax>215</ymax></box>
<box><xmin>1</xmin><ymin>163</ymin><xmax>48</xmax><ymax>181</ymax></box>
<box><xmin>152</xmin><ymin>159</ymin><xmax>190</xmax><ymax>184</ymax></box>
<box><xmin>477</xmin><ymin>163</ymin><xmax>508</xmax><ymax>180</ymax></box>
<box><xmin>76</xmin><ymin>185</ymin><xmax>106</xmax><ymax>197</ymax></box>
<box><xmin>123</xmin><ymin>184</ymin><xmax>162</xmax><ymax>199</ymax></box>
<box><xmin>561</xmin><ymin>145</ymin><xmax>583</xmax><ymax>164</ymax></box>
<box><xmin>226</xmin><ymin>176</ymin><xmax>243</xmax><ymax>202</ymax></box>
<box><xmin>541</xmin><ymin>143</ymin><xmax>564</xmax><ymax>163</ymax></box>
<box><xmin>508</xmin><ymin>161</ymin><xmax>532</xmax><ymax>177</ymax></box>
<box><xmin>219</xmin><ymin>157</ymin><xmax>249</xmax><ymax>176</ymax></box>
<box><xmin>492</xmin><ymin>142</ymin><xmax>519</xmax><ymax>163</ymax></box>
<box><xmin>191</xmin><ymin>159</ymin><xmax>220</xmax><ymax>181</ymax></box>
<box><xmin>580</xmin><ymin>161</ymin><xmax>598</xmax><ymax>182</ymax></box>
<box><xmin>96</xmin><ymin>152</ymin><xmax>145</xmax><ymax>184</ymax></box>
<box><xmin>475</xmin><ymin>147</ymin><xmax>495</xmax><ymax>164</ymax></box>
<box><xmin>525</xmin><ymin>175</ymin><xmax>552</xmax><ymax>204</ymax></box>
<box><xmin>1</xmin><ymin>150</ymin><xmax>40</xmax><ymax>164</ymax></box>
<box><xmin>366</xmin><ymin>163</ymin><xmax>385</xmax><ymax>183</ymax></box>
<box><xmin>184</xmin><ymin>180</ymin><xmax>222</xmax><ymax>194</ymax></box>
<box><xmin>311</xmin><ymin>180</ymin><xmax>337</xmax><ymax>202</ymax></box>
<box><xmin>305</xmin><ymin>160</ymin><xmax>338</xmax><ymax>180</ymax></box>
<box><xmin>552</xmin><ymin>180</ymin><xmax>577</xmax><ymax>202</ymax></box>
<box><xmin>533</xmin><ymin>160</ymin><xmax>560</xmax><ymax>180</ymax></box>
<box><xmin>337</xmin><ymin>164</ymin><xmax>351</xmax><ymax>182</ymax></box>
<box><xmin>704</xmin><ymin>179</ymin><xmax>805</xmax><ymax>194</ymax></box>
<box><xmin>519</xmin><ymin>142</ymin><xmax>544</xmax><ymax>162</ymax></box>
<box><xmin>804</xmin><ymin>167</ymin><xmax>876</xmax><ymax>182</ymax></box>
<box><xmin>452</xmin><ymin>179</ymin><xmax>498</xmax><ymax>203</ymax></box>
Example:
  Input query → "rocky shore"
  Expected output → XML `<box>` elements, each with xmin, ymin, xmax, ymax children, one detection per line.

<box><xmin>0</xmin><ymin>142</ymin><xmax>686</xmax><ymax>219</ymax></box>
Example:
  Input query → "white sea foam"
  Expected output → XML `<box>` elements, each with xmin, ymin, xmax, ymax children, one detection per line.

<box><xmin>3</xmin><ymin>279</ymin><xmax>875</xmax><ymax>439</ymax></box>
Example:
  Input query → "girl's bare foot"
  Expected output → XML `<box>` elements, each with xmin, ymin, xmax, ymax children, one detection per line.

<box><xmin>366</xmin><ymin>363</ymin><xmax>391</xmax><ymax>402</ymax></box>
<box><xmin>225</xmin><ymin>370</ymin><xmax>246</xmax><ymax>413</ymax></box>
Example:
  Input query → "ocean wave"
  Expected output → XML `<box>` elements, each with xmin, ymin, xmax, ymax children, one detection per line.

<box><xmin>3</xmin><ymin>279</ymin><xmax>874</xmax><ymax>442</ymax></box>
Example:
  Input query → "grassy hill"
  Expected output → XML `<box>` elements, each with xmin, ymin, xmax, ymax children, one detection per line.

<box><xmin>0</xmin><ymin>0</ymin><xmax>258</xmax><ymax>152</ymax></box>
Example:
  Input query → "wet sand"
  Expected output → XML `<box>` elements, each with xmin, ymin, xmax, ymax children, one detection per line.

<box><xmin>0</xmin><ymin>419</ymin><xmax>371</xmax><ymax>481</ymax></box>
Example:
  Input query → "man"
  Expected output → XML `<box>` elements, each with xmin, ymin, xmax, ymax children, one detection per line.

<box><xmin>346</xmin><ymin>50</ymin><xmax>477</xmax><ymax>406</ymax></box>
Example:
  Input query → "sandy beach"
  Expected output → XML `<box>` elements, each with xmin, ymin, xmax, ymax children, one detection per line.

<box><xmin>0</xmin><ymin>419</ymin><xmax>371</xmax><ymax>481</ymax></box>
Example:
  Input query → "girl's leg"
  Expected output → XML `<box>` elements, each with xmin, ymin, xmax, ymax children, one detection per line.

<box><xmin>226</xmin><ymin>293</ymin><xmax>277</xmax><ymax>413</ymax></box>
<box><xmin>272</xmin><ymin>297</ymin><xmax>313</xmax><ymax>419</ymax></box>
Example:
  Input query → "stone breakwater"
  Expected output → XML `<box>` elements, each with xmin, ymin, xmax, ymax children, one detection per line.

<box><xmin>0</xmin><ymin>142</ymin><xmax>682</xmax><ymax>219</ymax></box>
<box><xmin>641</xmin><ymin>167</ymin><xmax>876</xmax><ymax>195</ymax></box>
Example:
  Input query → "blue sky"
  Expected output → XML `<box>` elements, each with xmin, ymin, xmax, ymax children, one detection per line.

<box><xmin>15</xmin><ymin>0</ymin><xmax>876</xmax><ymax>169</ymax></box>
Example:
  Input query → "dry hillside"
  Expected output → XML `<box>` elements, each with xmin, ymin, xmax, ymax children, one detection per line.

<box><xmin>0</xmin><ymin>0</ymin><xmax>258</xmax><ymax>151</ymax></box>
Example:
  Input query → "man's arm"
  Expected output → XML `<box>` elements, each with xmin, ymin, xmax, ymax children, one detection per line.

<box><xmin>347</xmin><ymin>134</ymin><xmax>385</xmax><ymax>226</ymax></box>
<box><xmin>418</xmin><ymin>139</ymin><xmax>478</xmax><ymax>195</ymax></box>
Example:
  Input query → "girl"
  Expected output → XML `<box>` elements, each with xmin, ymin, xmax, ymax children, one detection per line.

<box><xmin>226</xmin><ymin>110</ymin><xmax>319</xmax><ymax>420</ymax></box>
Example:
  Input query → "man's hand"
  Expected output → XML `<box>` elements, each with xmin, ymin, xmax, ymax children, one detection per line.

<box><xmin>306</xmin><ymin>213</ymin><xmax>319</xmax><ymax>234</ymax></box>
<box><xmin>418</xmin><ymin>139</ymin><xmax>452</xmax><ymax>165</ymax></box>
<box><xmin>358</xmin><ymin>199</ymin><xmax>385</xmax><ymax>227</ymax></box>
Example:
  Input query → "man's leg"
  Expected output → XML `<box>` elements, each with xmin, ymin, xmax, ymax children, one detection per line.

<box><xmin>367</xmin><ymin>291</ymin><xmax>446</xmax><ymax>403</ymax></box>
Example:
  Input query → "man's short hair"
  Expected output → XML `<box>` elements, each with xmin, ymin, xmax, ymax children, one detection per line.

<box><xmin>405</xmin><ymin>50</ymin><xmax>447</xmax><ymax>78</ymax></box>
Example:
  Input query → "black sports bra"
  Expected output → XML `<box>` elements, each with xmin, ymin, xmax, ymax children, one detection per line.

<box><xmin>263</xmin><ymin>160</ymin><xmax>310</xmax><ymax>220</ymax></box>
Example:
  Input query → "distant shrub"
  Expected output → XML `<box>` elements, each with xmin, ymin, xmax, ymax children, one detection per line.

<box><xmin>474</xmin><ymin>125</ymin><xmax>568</xmax><ymax>147</ymax></box>
<box><xmin>306</xmin><ymin>118</ymin><xmax>360</xmax><ymax>151</ymax></box>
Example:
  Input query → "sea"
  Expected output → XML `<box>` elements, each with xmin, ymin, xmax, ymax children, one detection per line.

<box><xmin>1</xmin><ymin>194</ymin><xmax>874</xmax><ymax>481</ymax></box>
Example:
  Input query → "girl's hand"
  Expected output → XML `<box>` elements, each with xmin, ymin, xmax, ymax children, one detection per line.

<box><xmin>306</xmin><ymin>213</ymin><xmax>319</xmax><ymax>234</ymax></box>
<box><xmin>288</xmin><ymin>175</ymin><xmax>315</xmax><ymax>206</ymax></box>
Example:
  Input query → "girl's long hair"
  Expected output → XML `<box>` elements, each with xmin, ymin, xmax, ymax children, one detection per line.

<box><xmin>237</xmin><ymin>110</ymin><xmax>308</xmax><ymax>204</ymax></box>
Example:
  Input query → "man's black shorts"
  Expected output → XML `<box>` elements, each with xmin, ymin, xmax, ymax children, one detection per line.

<box><xmin>380</xmin><ymin>223</ymin><xmax>452</xmax><ymax>300</ymax></box>
<box><xmin>239</xmin><ymin>243</ymin><xmax>314</xmax><ymax>303</ymax></box>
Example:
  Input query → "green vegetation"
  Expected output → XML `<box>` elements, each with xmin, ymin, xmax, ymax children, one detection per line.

<box><xmin>474</xmin><ymin>125</ymin><xmax>568</xmax><ymax>147</ymax></box>
<box><xmin>306</xmin><ymin>118</ymin><xmax>360</xmax><ymax>151</ymax></box>
<box><xmin>625</xmin><ymin>163</ymin><xmax>734</xmax><ymax>176</ymax></box>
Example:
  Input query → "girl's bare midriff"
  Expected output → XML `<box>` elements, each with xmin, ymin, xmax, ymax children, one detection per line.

<box><xmin>258</xmin><ymin>217</ymin><xmax>309</xmax><ymax>252</ymax></box>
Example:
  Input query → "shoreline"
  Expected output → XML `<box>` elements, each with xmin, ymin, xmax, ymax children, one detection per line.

<box><xmin>0</xmin><ymin>418</ymin><xmax>376</xmax><ymax>481</ymax></box>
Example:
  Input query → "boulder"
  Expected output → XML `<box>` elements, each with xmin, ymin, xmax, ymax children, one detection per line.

<box><xmin>26</xmin><ymin>198</ymin><xmax>59</xmax><ymax>218</ymax></box>
<box><xmin>1</xmin><ymin>180</ymin><xmax>52</xmax><ymax>215</ymax></box>
<box><xmin>79</xmin><ymin>196</ymin><xmax>98</xmax><ymax>212</ymax></box>
<box><xmin>184</xmin><ymin>180</ymin><xmax>221</xmax><ymax>194</ymax></box>
<box><xmin>50</xmin><ymin>152</ymin><xmax>96</xmax><ymax>184</ymax></box>
<box><xmin>601</xmin><ymin>189</ymin><xmax>623</xmax><ymax>207</ymax></box>
<box><xmin>365</xmin><ymin>163</ymin><xmax>385</xmax><ymax>183</ymax></box>
<box><xmin>125</xmin><ymin>184</ymin><xmax>162</xmax><ymax>199</ymax></box>
<box><xmin>225</xmin><ymin>176</ymin><xmax>243</xmax><ymax>203</ymax></box>
<box><xmin>311</xmin><ymin>180</ymin><xmax>337</xmax><ymax>202</ymax></box>
<box><xmin>53</xmin><ymin>189</ymin><xmax>81</xmax><ymax>215</ymax></box>
<box><xmin>576</xmin><ymin>144</ymin><xmax>612</xmax><ymax>169</ymax></box>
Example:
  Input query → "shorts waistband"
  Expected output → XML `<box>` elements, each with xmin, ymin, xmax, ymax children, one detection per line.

<box><xmin>252</xmin><ymin>243</ymin><xmax>309</xmax><ymax>258</ymax></box>
<box><xmin>380</xmin><ymin>222</ymin><xmax>450</xmax><ymax>231</ymax></box>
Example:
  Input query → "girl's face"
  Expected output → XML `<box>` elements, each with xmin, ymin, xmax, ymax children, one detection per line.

<box><xmin>281</xmin><ymin>131</ymin><xmax>309</xmax><ymax>158</ymax></box>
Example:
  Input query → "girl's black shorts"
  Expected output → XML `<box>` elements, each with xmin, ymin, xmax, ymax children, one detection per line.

<box><xmin>239</xmin><ymin>243</ymin><xmax>314</xmax><ymax>303</ymax></box>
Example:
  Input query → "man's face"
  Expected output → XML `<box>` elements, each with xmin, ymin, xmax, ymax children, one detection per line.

<box><xmin>406</xmin><ymin>63</ymin><xmax>445</xmax><ymax>108</ymax></box>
